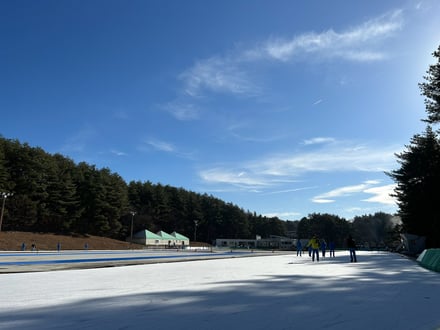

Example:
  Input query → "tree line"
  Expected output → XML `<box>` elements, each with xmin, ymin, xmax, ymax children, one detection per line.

<box><xmin>0</xmin><ymin>136</ymin><xmax>399</xmax><ymax>247</ymax></box>
<box><xmin>287</xmin><ymin>212</ymin><xmax>399</xmax><ymax>249</ymax></box>
<box><xmin>0</xmin><ymin>138</ymin><xmax>289</xmax><ymax>242</ymax></box>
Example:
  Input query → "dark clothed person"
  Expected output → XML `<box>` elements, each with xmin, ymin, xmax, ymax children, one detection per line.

<box><xmin>347</xmin><ymin>236</ymin><xmax>357</xmax><ymax>262</ymax></box>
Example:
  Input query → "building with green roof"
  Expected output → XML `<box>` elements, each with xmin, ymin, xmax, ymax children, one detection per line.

<box><xmin>131</xmin><ymin>229</ymin><xmax>163</xmax><ymax>246</ymax></box>
<box><xmin>130</xmin><ymin>229</ymin><xmax>190</xmax><ymax>247</ymax></box>
<box><xmin>156</xmin><ymin>230</ymin><xmax>178</xmax><ymax>247</ymax></box>
<box><xmin>171</xmin><ymin>231</ymin><xmax>190</xmax><ymax>247</ymax></box>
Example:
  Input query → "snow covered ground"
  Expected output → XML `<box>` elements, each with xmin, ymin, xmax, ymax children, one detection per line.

<box><xmin>0</xmin><ymin>250</ymin><xmax>439</xmax><ymax>330</ymax></box>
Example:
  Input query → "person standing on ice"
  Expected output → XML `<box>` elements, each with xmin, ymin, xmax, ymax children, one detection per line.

<box><xmin>346</xmin><ymin>235</ymin><xmax>357</xmax><ymax>262</ymax></box>
<box><xmin>328</xmin><ymin>241</ymin><xmax>335</xmax><ymax>257</ymax></box>
<box><xmin>307</xmin><ymin>235</ymin><xmax>320</xmax><ymax>262</ymax></box>
<box><xmin>320</xmin><ymin>239</ymin><xmax>327</xmax><ymax>257</ymax></box>
<box><xmin>296</xmin><ymin>239</ymin><xmax>302</xmax><ymax>256</ymax></box>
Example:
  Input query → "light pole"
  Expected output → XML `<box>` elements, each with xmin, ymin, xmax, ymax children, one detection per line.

<box><xmin>0</xmin><ymin>192</ymin><xmax>13</xmax><ymax>232</ymax></box>
<box><xmin>194</xmin><ymin>219</ymin><xmax>199</xmax><ymax>242</ymax></box>
<box><xmin>130</xmin><ymin>211</ymin><xmax>136</xmax><ymax>241</ymax></box>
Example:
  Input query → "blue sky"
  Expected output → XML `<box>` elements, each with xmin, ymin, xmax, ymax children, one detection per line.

<box><xmin>1</xmin><ymin>0</ymin><xmax>439</xmax><ymax>220</ymax></box>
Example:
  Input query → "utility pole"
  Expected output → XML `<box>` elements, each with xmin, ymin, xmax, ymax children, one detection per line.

<box><xmin>0</xmin><ymin>192</ymin><xmax>13</xmax><ymax>232</ymax></box>
<box><xmin>194</xmin><ymin>219</ymin><xmax>199</xmax><ymax>242</ymax></box>
<box><xmin>130</xmin><ymin>211</ymin><xmax>136</xmax><ymax>241</ymax></box>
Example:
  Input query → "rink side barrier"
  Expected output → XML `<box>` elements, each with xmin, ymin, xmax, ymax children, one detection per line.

<box><xmin>417</xmin><ymin>249</ymin><xmax>440</xmax><ymax>272</ymax></box>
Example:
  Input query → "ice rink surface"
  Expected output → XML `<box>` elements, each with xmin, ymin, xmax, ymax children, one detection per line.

<box><xmin>0</xmin><ymin>250</ymin><xmax>439</xmax><ymax>330</ymax></box>
<box><xmin>0</xmin><ymin>249</ymin><xmax>255</xmax><ymax>273</ymax></box>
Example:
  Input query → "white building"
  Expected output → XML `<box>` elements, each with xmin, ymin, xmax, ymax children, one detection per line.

<box><xmin>215</xmin><ymin>235</ymin><xmax>294</xmax><ymax>250</ymax></box>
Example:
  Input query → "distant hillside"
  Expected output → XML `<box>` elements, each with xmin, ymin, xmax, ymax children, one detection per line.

<box><xmin>0</xmin><ymin>137</ymin><xmax>288</xmax><ymax>243</ymax></box>
<box><xmin>0</xmin><ymin>231</ymin><xmax>144</xmax><ymax>251</ymax></box>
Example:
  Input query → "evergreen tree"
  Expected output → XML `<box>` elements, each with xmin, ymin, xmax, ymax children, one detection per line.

<box><xmin>297</xmin><ymin>213</ymin><xmax>350</xmax><ymax>247</ymax></box>
<box><xmin>127</xmin><ymin>180</ymin><xmax>155</xmax><ymax>235</ymax></box>
<box><xmin>388</xmin><ymin>127</ymin><xmax>440</xmax><ymax>247</ymax></box>
<box><xmin>352</xmin><ymin>212</ymin><xmax>399</xmax><ymax>248</ymax></box>
<box><xmin>388</xmin><ymin>45</ymin><xmax>440</xmax><ymax>248</ymax></box>
<box><xmin>2</xmin><ymin>140</ymin><xmax>45</xmax><ymax>230</ymax></box>
<box><xmin>420</xmin><ymin>45</ymin><xmax>440</xmax><ymax>124</ymax></box>
<box><xmin>0</xmin><ymin>138</ymin><xmax>10</xmax><ymax>190</ymax></box>
<box><xmin>0</xmin><ymin>136</ymin><xmax>294</xmax><ymax>242</ymax></box>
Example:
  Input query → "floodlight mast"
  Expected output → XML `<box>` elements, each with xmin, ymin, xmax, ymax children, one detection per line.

<box><xmin>130</xmin><ymin>211</ymin><xmax>136</xmax><ymax>241</ymax></box>
<box><xmin>0</xmin><ymin>192</ymin><xmax>13</xmax><ymax>232</ymax></box>
<box><xmin>194</xmin><ymin>219</ymin><xmax>199</xmax><ymax>242</ymax></box>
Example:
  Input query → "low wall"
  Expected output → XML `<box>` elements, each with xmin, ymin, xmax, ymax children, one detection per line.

<box><xmin>417</xmin><ymin>248</ymin><xmax>440</xmax><ymax>272</ymax></box>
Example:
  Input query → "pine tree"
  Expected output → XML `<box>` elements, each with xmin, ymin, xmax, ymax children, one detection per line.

<box><xmin>388</xmin><ymin>127</ymin><xmax>440</xmax><ymax>247</ymax></box>
<box><xmin>420</xmin><ymin>45</ymin><xmax>440</xmax><ymax>124</ymax></box>
<box><xmin>388</xmin><ymin>45</ymin><xmax>440</xmax><ymax>248</ymax></box>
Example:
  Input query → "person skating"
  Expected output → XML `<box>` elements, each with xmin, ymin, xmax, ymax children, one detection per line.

<box><xmin>307</xmin><ymin>235</ymin><xmax>320</xmax><ymax>262</ymax></box>
<box><xmin>320</xmin><ymin>239</ymin><xmax>327</xmax><ymax>257</ymax></box>
<box><xmin>296</xmin><ymin>239</ymin><xmax>302</xmax><ymax>256</ymax></box>
<box><xmin>328</xmin><ymin>241</ymin><xmax>335</xmax><ymax>257</ymax></box>
<box><xmin>346</xmin><ymin>235</ymin><xmax>357</xmax><ymax>262</ymax></box>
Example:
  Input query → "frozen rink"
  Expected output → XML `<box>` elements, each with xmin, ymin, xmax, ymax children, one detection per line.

<box><xmin>0</xmin><ymin>250</ymin><xmax>439</xmax><ymax>330</ymax></box>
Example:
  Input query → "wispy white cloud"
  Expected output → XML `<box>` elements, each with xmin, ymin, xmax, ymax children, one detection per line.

<box><xmin>145</xmin><ymin>139</ymin><xmax>176</xmax><ymax>153</ymax></box>
<box><xmin>312</xmin><ymin>181</ymin><xmax>379</xmax><ymax>203</ymax></box>
<box><xmin>199</xmin><ymin>168</ymin><xmax>271</xmax><ymax>189</ymax></box>
<box><xmin>313</xmin><ymin>198</ymin><xmax>335</xmax><ymax>204</ymax></box>
<box><xmin>140</xmin><ymin>138</ymin><xmax>196</xmax><ymax>160</ymax></box>
<box><xmin>259</xmin><ymin>10</ymin><xmax>403</xmax><ymax>62</ymax></box>
<box><xmin>110</xmin><ymin>149</ymin><xmax>127</xmax><ymax>156</ymax></box>
<box><xmin>254</xmin><ymin>143</ymin><xmax>398</xmax><ymax>176</ymax></box>
<box><xmin>199</xmin><ymin>140</ymin><xmax>400</xmax><ymax>191</ymax></box>
<box><xmin>303</xmin><ymin>137</ymin><xmax>336</xmax><ymax>145</ymax></box>
<box><xmin>263</xmin><ymin>211</ymin><xmax>302</xmax><ymax>219</ymax></box>
<box><xmin>61</xmin><ymin>125</ymin><xmax>97</xmax><ymax>153</ymax></box>
<box><xmin>179</xmin><ymin>56</ymin><xmax>258</xmax><ymax>98</ymax></box>
<box><xmin>169</xmin><ymin>9</ymin><xmax>403</xmax><ymax>121</ymax></box>
<box><xmin>162</xmin><ymin>102</ymin><xmax>201</xmax><ymax>121</ymax></box>
<box><xmin>312</xmin><ymin>181</ymin><xmax>397</xmax><ymax>206</ymax></box>
<box><xmin>264</xmin><ymin>186</ymin><xmax>316</xmax><ymax>195</ymax></box>
<box><xmin>363</xmin><ymin>184</ymin><xmax>397</xmax><ymax>205</ymax></box>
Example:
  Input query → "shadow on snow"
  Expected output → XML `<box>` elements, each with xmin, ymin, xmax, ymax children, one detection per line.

<box><xmin>0</xmin><ymin>252</ymin><xmax>439</xmax><ymax>330</ymax></box>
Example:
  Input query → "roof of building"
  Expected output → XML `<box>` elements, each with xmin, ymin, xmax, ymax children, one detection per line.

<box><xmin>133</xmin><ymin>229</ymin><xmax>162</xmax><ymax>239</ymax></box>
<box><xmin>132</xmin><ymin>229</ymin><xmax>190</xmax><ymax>241</ymax></box>
<box><xmin>171</xmin><ymin>231</ymin><xmax>190</xmax><ymax>241</ymax></box>
<box><xmin>156</xmin><ymin>231</ymin><xmax>176</xmax><ymax>240</ymax></box>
